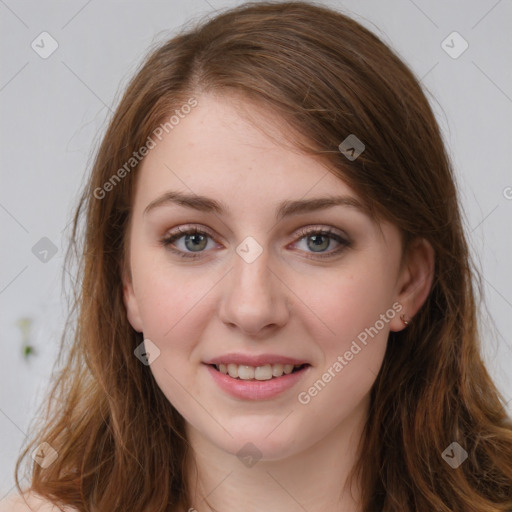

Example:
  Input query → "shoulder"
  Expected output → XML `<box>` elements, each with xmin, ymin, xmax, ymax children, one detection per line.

<box><xmin>0</xmin><ymin>492</ymin><xmax>77</xmax><ymax>512</ymax></box>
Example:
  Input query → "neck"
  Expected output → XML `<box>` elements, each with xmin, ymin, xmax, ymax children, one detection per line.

<box><xmin>182</xmin><ymin>395</ymin><xmax>369</xmax><ymax>512</ymax></box>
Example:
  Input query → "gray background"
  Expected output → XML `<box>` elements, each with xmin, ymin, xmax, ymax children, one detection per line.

<box><xmin>1</xmin><ymin>0</ymin><xmax>511</xmax><ymax>497</ymax></box>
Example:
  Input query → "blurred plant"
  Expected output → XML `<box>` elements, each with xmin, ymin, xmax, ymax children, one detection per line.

<box><xmin>16</xmin><ymin>316</ymin><xmax>36</xmax><ymax>359</ymax></box>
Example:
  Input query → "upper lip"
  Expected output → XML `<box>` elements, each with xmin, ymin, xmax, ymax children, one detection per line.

<box><xmin>204</xmin><ymin>353</ymin><xmax>309</xmax><ymax>367</ymax></box>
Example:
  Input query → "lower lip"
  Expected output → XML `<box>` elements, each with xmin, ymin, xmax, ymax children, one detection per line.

<box><xmin>205</xmin><ymin>364</ymin><xmax>310</xmax><ymax>400</ymax></box>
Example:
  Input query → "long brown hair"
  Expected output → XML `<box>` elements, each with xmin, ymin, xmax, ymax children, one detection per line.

<box><xmin>15</xmin><ymin>2</ymin><xmax>512</xmax><ymax>511</ymax></box>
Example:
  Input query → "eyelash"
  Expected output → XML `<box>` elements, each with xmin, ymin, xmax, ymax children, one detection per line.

<box><xmin>160</xmin><ymin>225</ymin><xmax>351</xmax><ymax>260</ymax></box>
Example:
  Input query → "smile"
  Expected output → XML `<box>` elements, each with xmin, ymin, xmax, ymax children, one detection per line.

<box><xmin>213</xmin><ymin>363</ymin><xmax>307</xmax><ymax>380</ymax></box>
<box><xmin>206</xmin><ymin>362</ymin><xmax>311</xmax><ymax>400</ymax></box>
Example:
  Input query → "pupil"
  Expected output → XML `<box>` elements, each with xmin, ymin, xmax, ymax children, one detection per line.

<box><xmin>308</xmin><ymin>235</ymin><xmax>328</xmax><ymax>251</ymax></box>
<box><xmin>185</xmin><ymin>233</ymin><xmax>207</xmax><ymax>251</ymax></box>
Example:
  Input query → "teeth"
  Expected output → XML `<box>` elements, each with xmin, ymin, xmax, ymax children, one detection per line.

<box><xmin>215</xmin><ymin>363</ymin><xmax>303</xmax><ymax>380</ymax></box>
<box><xmin>238</xmin><ymin>365</ymin><xmax>255</xmax><ymax>380</ymax></box>
<box><xmin>283</xmin><ymin>364</ymin><xmax>294</xmax><ymax>375</ymax></box>
<box><xmin>272</xmin><ymin>363</ymin><xmax>283</xmax><ymax>376</ymax></box>
<box><xmin>254</xmin><ymin>365</ymin><xmax>272</xmax><ymax>380</ymax></box>
<box><xmin>227</xmin><ymin>363</ymin><xmax>238</xmax><ymax>378</ymax></box>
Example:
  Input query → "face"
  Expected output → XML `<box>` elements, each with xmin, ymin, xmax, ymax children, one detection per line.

<box><xmin>123</xmin><ymin>93</ymin><xmax>414</xmax><ymax>461</ymax></box>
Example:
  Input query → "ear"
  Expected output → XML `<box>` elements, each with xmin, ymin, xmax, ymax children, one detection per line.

<box><xmin>390</xmin><ymin>237</ymin><xmax>435</xmax><ymax>332</ymax></box>
<box><xmin>122</xmin><ymin>267</ymin><xmax>144</xmax><ymax>333</ymax></box>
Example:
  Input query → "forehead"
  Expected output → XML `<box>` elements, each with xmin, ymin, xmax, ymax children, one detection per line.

<box><xmin>133</xmin><ymin>93</ymin><xmax>359</xmax><ymax>209</ymax></box>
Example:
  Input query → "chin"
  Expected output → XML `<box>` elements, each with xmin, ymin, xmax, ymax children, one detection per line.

<box><xmin>201</xmin><ymin>419</ymin><xmax>308</xmax><ymax>462</ymax></box>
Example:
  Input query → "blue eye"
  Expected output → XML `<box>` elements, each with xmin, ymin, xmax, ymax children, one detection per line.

<box><xmin>293</xmin><ymin>226</ymin><xmax>351</xmax><ymax>259</ymax></box>
<box><xmin>161</xmin><ymin>226</ymin><xmax>216</xmax><ymax>258</ymax></box>
<box><xmin>160</xmin><ymin>225</ymin><xmax>351</xmax><ymax>260</ymax></box>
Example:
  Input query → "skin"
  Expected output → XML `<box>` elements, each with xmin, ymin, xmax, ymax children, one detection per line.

<box><xmin>122</xmin><ymin>92</ymin><xmax>435</xmax><ymax>512</ymax></box>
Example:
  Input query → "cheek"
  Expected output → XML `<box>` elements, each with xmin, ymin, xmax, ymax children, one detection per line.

<box><xmin>294</xmin><ymin>277</ymin><xmax>390</xmax><ymax>432</ymax></box>
<box><xmin>132</xmin><ymin>260</ymin><xmax>216</xmax><ymax>418</ymax></box>
<box><xmin>131</xmin><ymin>244</ymin><xmax>216</xmax><ymax>343</ymax></box>
<box><xmin>297</xmin><ymin>266</ymin><xmax>396</xmax><ymax>354</ymax></box>
<box><xmin>291</xmin><ymin>265</ymin><xmax>394</xmax><ymax>410</ymax></box>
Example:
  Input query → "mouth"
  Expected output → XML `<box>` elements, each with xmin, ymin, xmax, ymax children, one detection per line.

<box><xmin>209</xmin><ymin>363</ymin><xmax>309</xmax><ymax>381</ymax></box>
<box><xmin>205</xmin><ymin>359</ymin><xmax>311</xmax><ymax>400</ymax></box>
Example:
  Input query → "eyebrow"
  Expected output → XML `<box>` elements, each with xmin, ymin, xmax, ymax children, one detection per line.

<box><xmin>143</xmin><ymin>190</ymin><xmax>370</xmax><ymax>221</ymax></box>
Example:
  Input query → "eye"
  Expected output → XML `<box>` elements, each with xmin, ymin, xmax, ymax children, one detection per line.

<box><xmin>160</xmin><ymin>225</ymin><xmax>351</xmax><ymax>260</ymax></box>
<box><xmin>160</xmin><ymin>226</ymin><xmax>218</xmax><ymax>259</ymax></box>
<box><xmin>291</xmin><ymin>226</ymin><xmax>351</xmax><ymax>259</ymax></box>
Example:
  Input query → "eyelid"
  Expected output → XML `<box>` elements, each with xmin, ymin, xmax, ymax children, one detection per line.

<box><xmin>293</xmin><ymin>225</ymin><xmax>351</xmax><ymax>244</ymax></box>
<box><xmin>160</xmin><ymin>223</ymin><xmax>351</xmax><ymax>259</ymax></box>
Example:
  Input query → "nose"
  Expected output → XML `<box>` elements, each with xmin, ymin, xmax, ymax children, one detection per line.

<box><xmin>218</xmin><ymin>245</ymin><xmax>291</xmax><ymax>338</ymax></box>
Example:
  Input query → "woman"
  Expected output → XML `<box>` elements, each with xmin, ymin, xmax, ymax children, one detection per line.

<box><xmin>5</xmin><ymin>1</ymin><xmax>512</xmax><ymax>511</ymax></box>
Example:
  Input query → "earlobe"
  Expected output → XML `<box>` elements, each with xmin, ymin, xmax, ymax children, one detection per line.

<box><xmin>390</xmin><ymin>237</ymin><xmax>435</xmax><ymax>332</ymax></box>
<box><xmin>122</xmin><ymin>272</ymin><xmax>144</xmax><ymax>333</ymax></box>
